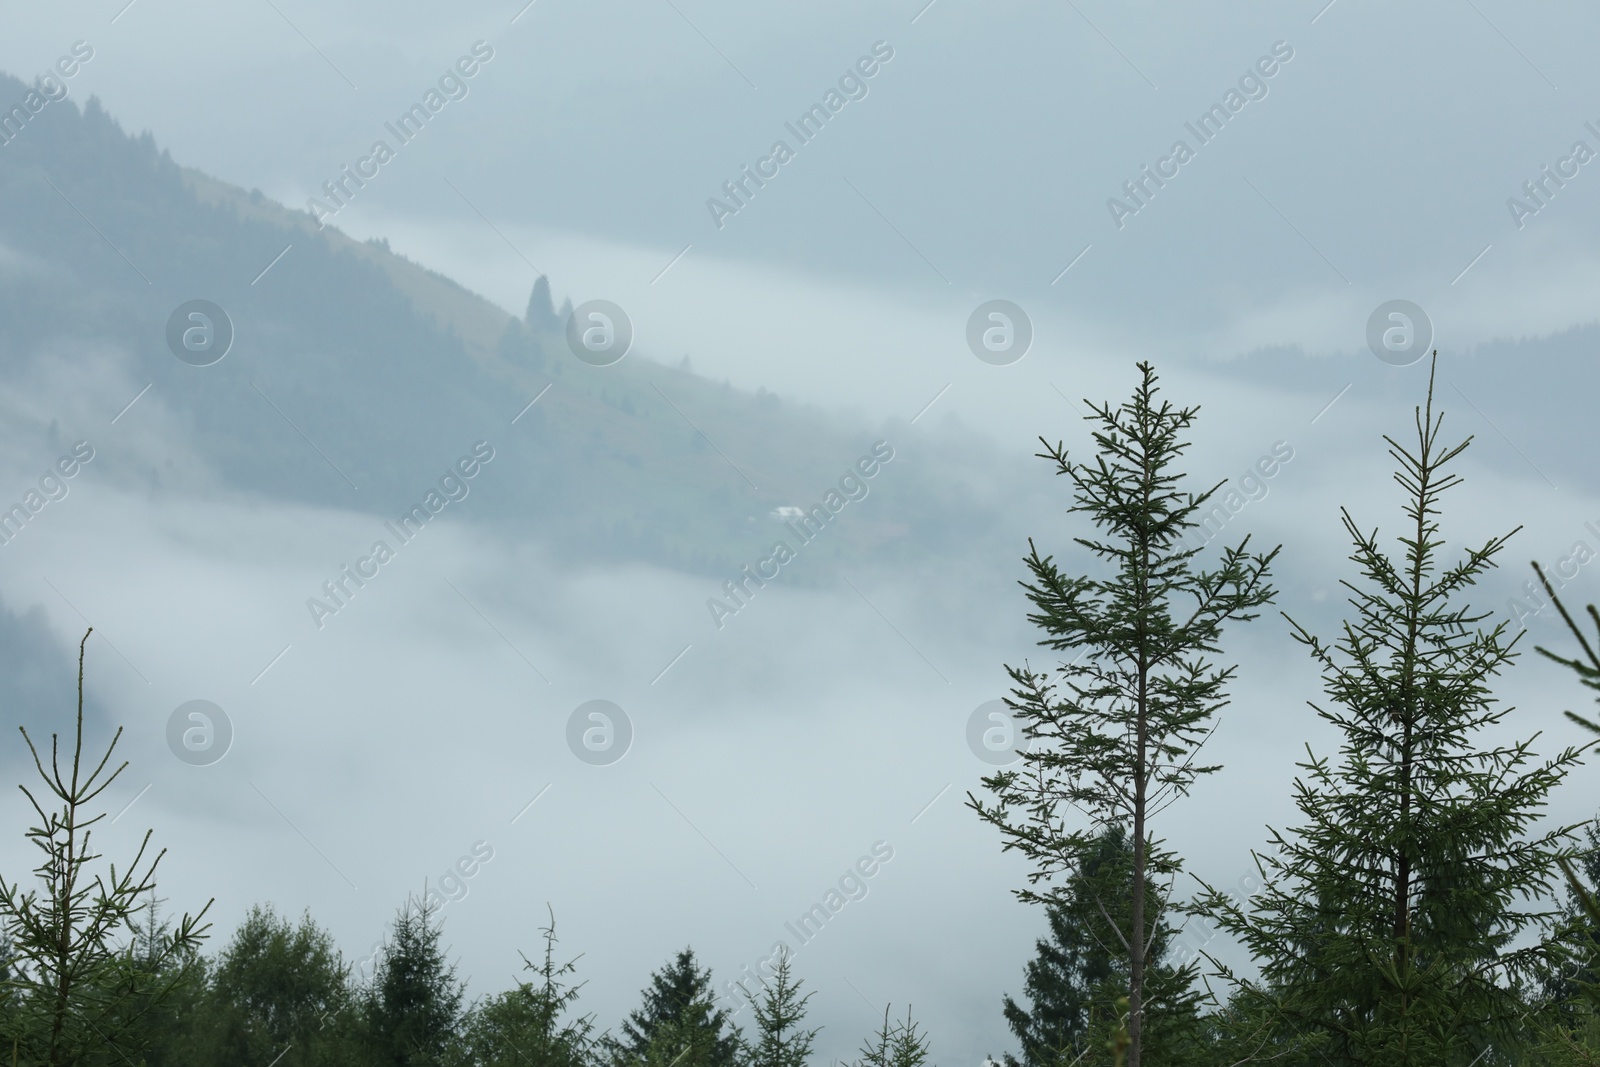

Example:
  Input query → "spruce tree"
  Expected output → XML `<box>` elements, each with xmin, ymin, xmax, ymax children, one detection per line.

<box><xmin>0</xmin><ymin>629</ymin><xmax>211</xmax><ymax>1067</ymax></box>
<box><xmin>968</xmin><ymin>362</ymin><xmax>1278</xmax><ymax>1067</ymax></box>
<box><xmin>1531</xmin><ymin>556</ymin><xmax>1600</xmax><ymax>740</ymax></box>
<box><xmin>114</xmin><ymin>892</ymin><xmax>208</xmax><ymax>1067</ymax></box>
<box><xmin>605</xmin><ymin>949</ymin><xmax>739</xmax><ymax>1067</ymax></box>
<box><xmin>998</xmin><ymin>827</ymin><xmax>1202</xmax><ymax>1067</ymax></box>
<box><xmin>1529</xmin><ymin>560</ymin><xmax>1600</xmax><ymax>1045</ymax></box>
<box><xmin>526</xmin><ymin>276</ymin><xmax>559</xmax><ymax>332</ymax></box>
<box><xmin>1540</xmin><ymin>821</ymin><xmax>1600</xmax><ymax>1029</ymax></box>
<box><xmin>366</xmin><ymin>894</ymin><xmax>465</xmax><ymax>1067</ymax></box>
<box><xmin>1196</xmin><ymin>356</ymin><xmax>1589</xmax><ymax>1063</ymax></box>
<box><xmin>456</xmin><ymin>906</ymin><xmax>596</xmax><ymax>1067</ymax></box>
<box><xmin>1531</xmin><ymin>559</ymin><xmax>1600</xmax><ymax>836</ymax></box>
<box><xmin>851</xmin><ymin>1007</ymin><xmax>930</xmax><ymax>1067</ymax></box>
<box><xmin>742</xmin><ymin>948</ymin><xmax>816</xmax><ymax>1067</ymax></box>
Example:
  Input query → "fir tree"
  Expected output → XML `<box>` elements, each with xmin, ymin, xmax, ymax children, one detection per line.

<box><xmin>0</xmin><ymin>628</ymin><xmax>211</xmax><ymax>1067</ymax></box>
<box><xmin>968</xmin><ymin>362</ymin><xmax>1278</xmax><ymax>1067</ymax></box>
<box><xmin>998</xmin><ymin>827</ymin><xmax>1202</xmax><ymax>1067</ymax></box>
<box><xmin>1532</xmin><ymin>557</ymin><xmax>1600</xmax><ymax>827</ymax></box>
<box><xmin>1531</xmin><ymin>556</ymin><xmax>1600</xmax><ymax>741</ymax></box>
<box><xmin>742</xmin><ymin>948</ymin><xmax>816</xmax><ymax>1067</ymax></box>
<box><xmin>634</xmin><ymin>1001</ymin><xmax>731</xmax><ymax>1067</ymax></box>
<box><xmin>526</xmin><ymin>276</ymin><xmax>559</xmax><ymax>332</ymax></box>
<box><xmin>114</xmin><ymin>890</ymin><xmax>208</xmax><ymax>1067</ymax></box>
<box><xmin>1541</xmin><ymin>820</ymin><xmax>1600</xmax><ymax>1036</ymax></box>
<box><xmin>456</xmin><ymin>906</ymin><xmax>596</xmax><ymax>1067</ymax></box>
<box><xmin>605</xmin><ymin>949</ymin><xmax>739</xmax><ymax>1067</ymax></box>
<box><xmin>1196</xmin><ymin>356</ymin><xmax>1590</xmax><ymax>1064</ymax></box>
<box><xmin>1529</xmin><ymin>559</ymin><xmax>1600</xmax><ymax>1045</ymax></box>
<box><xmin>851</xmin><ymin>1006</ymin><xmax>930</xmax><ymax>1067</ymax></box>
<box><xmin>367</xmin><ymin>894</ymin><xmax>465</xmax><ymax>1067</ymax></box>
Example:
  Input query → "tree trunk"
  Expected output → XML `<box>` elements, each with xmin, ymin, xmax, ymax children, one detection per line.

<box><xmin>1129</xmin><ymin>536</ymin><xmax>1152</xmax><ymax>1067</ymax></box>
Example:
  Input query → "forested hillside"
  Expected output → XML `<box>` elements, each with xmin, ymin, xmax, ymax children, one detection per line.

<box><xmin>0</xmin><ymin>72</ymin><xmax>1023</xmax><ymax>579</ymax></box>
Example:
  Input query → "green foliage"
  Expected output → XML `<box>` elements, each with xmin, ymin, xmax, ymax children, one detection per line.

<box><xmin>1529</xmin><ymin>566</ymin><xmax>1600</xmax><ymax>1054</ymax></box>
<box><xmin>1195</xmin><ymin>357</ymin><xmax>1589</xmax><ymax>1064</ymax></box>
<box><xmin>454</xmin><ymin>907</ymin><xmax>596</xmax><ymax>1067</ymax></box>
<box><xmin>367</xmin><ymin>896</ymin><xmax>466</xmax><ymax>1067</ymax></box>
<box><xmin>851</xmin><ymin>1007</ymin><xmax>930</xmax><ymax>1067</ymax></box>
<box><xmin>1532</xmin><ymin>559</ymin><xmax>1600</xmax><ymax>740</ymax></box>
<box><xmin>969</xmin><ymin>361</ymin><xmax>1277</xmax><ymax>1067</ymax></box>
<box><xmin>0</xmin><ymin>629</ymin><xmax>210</xmax><ymax>1067</ymax></box>
<box><xmin>741</xmin><ymin>948</ymin><xmax>816</xmax><ymax>1067</ymax></box>
<box><xmin>604</xmin><ymin>949</ymin><xmax>739</xmax><ymax>1067</ymax></box>
<box><xmin>113</xmin><ymin>895</ymin><xmax>209</xmax><ymax>1067</ymax></box>
<box><xmin>179</xmin><ymin>904</ymin><xmax>354</xmax><ymax>1067</ymax></box>
<box><xmin>999</xmin><ymin>827</ymin><xmax>1205</xmax><ymax>1067</ymax></box>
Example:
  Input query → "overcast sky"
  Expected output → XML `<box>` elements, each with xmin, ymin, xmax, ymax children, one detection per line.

<box><xmin>3</xmin><ymin>2</ymin><xmax>1600</xmax><ymax>1064</ymax></box>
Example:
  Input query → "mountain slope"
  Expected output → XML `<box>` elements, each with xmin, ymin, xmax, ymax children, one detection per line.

<box><xmin>0</xmin><ymin>75</ymin><xmax>1030</xmax><ymax>578</ymax></box>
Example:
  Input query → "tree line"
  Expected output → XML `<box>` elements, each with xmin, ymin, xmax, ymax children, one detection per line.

<box><xmin>6</xmin><ymin>356</ymin><xmax>1600</xmax><ymax>1065</ymax></box>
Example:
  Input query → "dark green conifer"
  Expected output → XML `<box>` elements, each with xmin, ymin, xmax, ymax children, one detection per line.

<box><xmin>999</xmin><ymin>827</ymin><xmax>1201</xmax><ymax>1067</ymax></box>
<box><xmin>1197</xmin><ymin>356</ymin><xmax>1589</xmax><ymax>1063</ymax></box>
<box><xmin>366</xmin><ymin>895</ymin><xmax>464</xmax><ymax>1067</ymax></box>
<box><xmin>605</xmin><ymin>949</ymin><xmax>739</xmax><ymax>1067</ymax></box>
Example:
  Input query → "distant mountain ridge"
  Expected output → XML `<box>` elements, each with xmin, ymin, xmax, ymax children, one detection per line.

<box><xmin>0</xmin><ymin>71</ymin><xmax>1023</xmax><ymax>579</ymax></box>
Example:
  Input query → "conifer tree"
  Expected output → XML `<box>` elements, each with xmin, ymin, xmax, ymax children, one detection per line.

<box><xmin>968</xmin><ymin>362</ymin><xmax>1278</xmax><ymax>1067</ymax></box>
<box><xmin>742</xmin><ymin>948</ymin><xmax>816</xmax><ymax>1067</ymax></box>
<box><xmin>998</xmin><ymin>827</ymin><xmax>1202</xmax><ymax>1067</ymax></box>
<box><xmin>1196</xmin><ymin>356</ymin><xmax>1589</xmax><ymax>1063</ymax></box>
<box><xmin>1540</xmin><ymin>821</ymin><xmax>1600</xmax><ymax>1036</ymax></box>
<box><xmin>1532</xmin><ymin>554</ymin><xmax>1600</xmax><ymax>750</ymax></box>
<box><xmin>1529</xmin><ymin>561</ymin><xmax>1600</xmax><ymax>1045</ymax></box>
<box><xmin>114</xmin><ymin>891</ymin><xmax>208</xmax><ymax>1067</ymax></box>
<box><xmin>605</xmin><ymin>949</ymin><xmax>739</xmax><ymax>1067</ymax></box>
<box><xmin>456</xmin><ymin>906</ymin><xmax>596</xmax><ymax>1067</ymax></box>
<box><xmin>851</xmin><ymin>1006</ymin><xmax>930</xmax><ymax>1067</ymax></box>
<box><xmin>0</xmin><ymin>629</ymin><xmax>211</xmax><ymax>1067</ymax></box>
<box><xmin>634</xmin><ymin>1001</ymin><xmax>731</xmax><ymax>1067</ymax></box>
<box><xmin>367</xmin><ymin>894</ymin><xmax>465</xmax><ymax>1067</ymax></box>
<box><xmin>526</xmin><ymin>276</ymin><xmax>559</xmax><ymax>332</ymax></box>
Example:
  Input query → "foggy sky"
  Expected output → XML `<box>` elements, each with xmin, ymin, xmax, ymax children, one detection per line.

<box><xmin>3</xmin><ymin>2</ymin><xmax>1600</xmax><ymax>1064</ymax></box>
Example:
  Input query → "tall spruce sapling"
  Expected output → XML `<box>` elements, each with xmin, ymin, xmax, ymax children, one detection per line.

<box><xmin>457</xmin><ymin>906</ymin><xmax>596</xmax><ymax>1067</ymax></box>
<box><xmin>0</xmin><ymin>628</ymin><xmax>211</xmax><ymax>1067</ymax></box>
<box><xmin>1195</xmin><ymin>356</ymin><xmax>1591</xmax><ymax>1063</ymax></box>
<box><xmin>968</xmin><ymin>362</ymin><xmax>1278</xmax><ymax>1067</ymax></box>
<box><xmin>851</xmin><ymin>1006</ymin><xmax>930</xmax><ymax>1067</ymax></box>
<box><xmin>742</xmin><ymin>948</ymin><xmax>817</xmax><ymax>1067</ymax></box>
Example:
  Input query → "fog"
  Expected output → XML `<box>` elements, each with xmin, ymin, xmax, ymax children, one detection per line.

<box><xmin>2</xmin><ymin>1</ymin><xmax>1600</xmax><ymax>1063</ymax></box>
